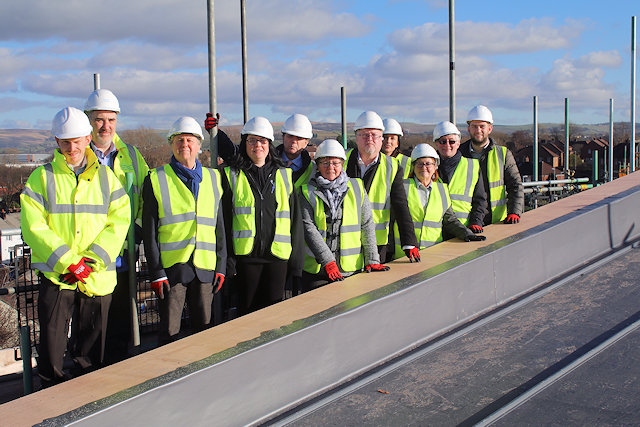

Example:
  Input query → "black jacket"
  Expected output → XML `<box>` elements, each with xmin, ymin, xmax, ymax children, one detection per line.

<box><xmin>344</xmin><ymin>150</ymin><xmax>418</xmax><ymax>263</ymax></box>
<box><xmin>459</xmin><ymin>138</ymin><xmax>524</xmax><ymax>224</ymax></box>
<box><xmin>438</xmin><ymin>151</ymin><xmax>488</xmax><ymax>228</ymax></box>
<box><xmin>220</xmin><ymin>160</ymin><xmax>304</xmax><ymax>278</ymax></box>
<box><xmin>142</xmin><ymin>168</ymin><xmax>227</xmax><ymax>284</ymax></box>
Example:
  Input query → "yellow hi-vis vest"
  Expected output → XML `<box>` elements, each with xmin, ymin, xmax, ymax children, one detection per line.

<box><xmin>346</xmin><ymin>150</ymin><xmax>398</xmax><ymax>246</ymax></box>
<box><xmin>447</xmin><ymin>157</ymin><xmax>480</xmax><ymax>226</ymax></box>
<box><xmin>396</xmin><ymin>153</ymin><xmax>411</xmax><ymax>179</ymax></box>
<box><xmin>225</xmin><ymin>167</ymin><xmax>293</xmax><ymax>259</ymax></box>
<box><xmin>149</xmin><ymin>165</ymin><xmax>221</xmax><ymax>271</ymax></box>
<box><xmin>294</xmin><ymin>163</ymin><xmax>315</xmax><ymax>189</ymax></box>
<box><xmin>394</xmin><ymin>179</ymin><xmax>450</xmax><ymax>257</ymax></box>
<box><xmin>301</xmin><ymin>178</ymin><xmax>365</xmax><ymax>274</ymax></box>
<box><xmin>487</xmin><ymin>145</ymin><xmax>508</xmax><ymax>223</ymax></box>
<box><xmin>20</xmin><ymin>149</ymin><xmax>131</xmax><ymax>296</ymax></box>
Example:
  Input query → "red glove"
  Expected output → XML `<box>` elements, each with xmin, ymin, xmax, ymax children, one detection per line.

<box><xmin>365</xmin><ymin>263</ymin><xmax>390</xmax><ymax>273</ymax></box>
<box><xmin>324</xmin><ymin>261</ymin><xmax>344</xmax><ymax>282</ymax></box>
<box><xmin>67</xmin><ymin>257</ymin><xmax>94</xmax><ymax>284</ymax></box>
<box><xmin>504</xmin><ymin>213</ymin><xmax>520</xmax><ymax>224</ymax></box>
<box><xmin>59</xmin><ymin>272</ymin><xmax>77</xmax><ymax>285</ymax></box>
<box><xmin>404</xmin><ymin>247</ymin><xmax>421</xmax><ymax>263</ymax></box>
<box><xmin>214</xmin><ymin>273</ymin><xmax>225</xmax><ymax>293</ymax></box>
<box><xmin>469</xmin><ymin>224</ymin><xmax>484</xmax><ymax>233</ymax></box>
<box><xmin>150</xmin><ymin>279</ymin><xmax>170</xmax><ymax>300</ymax></box>
<box><xmin>204</xmin><ymin>112</ymin><xmax>219</xmax><ymax>131</ymax></box>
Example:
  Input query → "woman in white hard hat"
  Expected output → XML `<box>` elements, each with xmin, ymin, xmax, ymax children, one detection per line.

<box><xmin>142</xmin><ymin>116</ymin><xmax>227</xmax><ymax>345</ymax></box>
<box><xmin>394</xmin><ymin>143</ymin><xmax>486</xmax><ymax>256</ymax></box>
<box><xmin>221</xmin><ymin>117</ymin><xmax>303</xmax><ymax>315</ymax></box>
<box><xmin>299</xmin><ymin>139</ymin><xmax>388</xmax><ymax>292</ymax></box>
<box><xmin>382</xmin><ymin>118</ymin><xmax>411</xmax><ymax>179</ymax></box>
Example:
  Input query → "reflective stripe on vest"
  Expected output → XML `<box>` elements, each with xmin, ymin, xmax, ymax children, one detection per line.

<box><xmin>150</xmin><ymin>165</ymin><xmax>221</xmax><ymax>270</ymax></box>
<box><xmin>225</xmin><ymin>167</ymin><xmax>293</xmax><ymax>259</ymax></box>
<box><xmin>347</xmin><ymin>150</ymin><xmax>398</xmax><ymax>246</ymax></box>
<box><xmin>394</xmin><ymin>180</ymin><xmax>449</xmax><ymax>255</ymax></box>
<box><xmin>302</xmin><ymin>178</ymin><xmax>365</xmax><ymax>274</ymax></box>
<box><xmin>28</xmin><ymin>162</ymin><xmax>117</xmax><ymax>272</ymax></box>
<box><xmin>294</xmin><ymin>162</ymin><xmax>315</xmax><ymax>188</ymax></box>
<box><xmin>447</xmin><ymin>157</ymin><xmax>480</xmax><ymax>226</ymax></box>
<box><xmin>396</xmin><ymin>153</ymin><xmax>411</xmax><ymax>179</ymax></box>
<box><xmin>487</xmin><ymin>146</ymin><xmax>507</xmax><ymax>223</ymax></box>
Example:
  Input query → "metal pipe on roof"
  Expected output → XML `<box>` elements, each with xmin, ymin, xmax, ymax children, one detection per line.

<box><xmin>207</xmin><ymin>0</ymin><xmax>218</xmax><ymax>162</ymax></box>
<box><xmin>609</xmin><ymin>98</ymin><xmax>614</xmax><ymax>182</ymax></box>
<box><xmin>341</xmin><ymin>87</ymin><xmax>347</xmax><ymax>149</ymax></box>
<box><xmin>240</xmin><ymin>0</ymin><xmax>249</xmax><ymax>123</ymax></box>
<box><xmin>631</xmin><ymin>16</ymin><xmax>637</xmax><ymax>172</ymax></box>
<box><xmin>533</xmin><ymin>96</ymin><xmax>539</xmax><ymax>181</ymax></box>
<box><xmin>564</xmin><ymin>98</ymin><xmax>570</xmax><ymax>177</ymax></box>
<box><xmin>448</xmin><ymin>0</ymin><xmax>456</xmax><ymax>124</ymax></box>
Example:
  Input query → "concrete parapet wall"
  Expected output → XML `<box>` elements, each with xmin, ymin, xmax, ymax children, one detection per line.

<box><xmin>3</xmin><ymin>172</ymin><xmax>640</xmax><ymax>426</ymax></box>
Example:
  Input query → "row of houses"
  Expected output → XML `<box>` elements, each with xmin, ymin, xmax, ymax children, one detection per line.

<box><xmin>514</xmin><ymin>138</ymin><xmax>638</xmax><ymax>180</ymax></box>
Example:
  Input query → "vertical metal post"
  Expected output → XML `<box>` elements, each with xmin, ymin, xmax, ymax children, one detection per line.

<box><xmin>93</xmin><ymin>73</ymin><xmax>100</xmax><ymax>91</ymax></box>
<box><xmin>593</xmin><ymin>150</ymin><xmax>599</xmax><ymax>184</ymax></box>
<box><xmin>564</xmin><ymin>98</ymin><xmax>570</xmax><ymax>177</ymax></box>
<box><xmin>533</xmin><ymin>96</ymin><xmax>539</xmax><ymax>181</ymax></box>
<box><xmin>609</xmin><ymin>98</ymin><xmax>614</xmax><ymax>181</ymax></box>
<box><xmin>631</xmin><ymin>16</ymin><xmax>637</xmax><ymax>172</ymax></box>
<box><xmin>207</xmin><ymin>0</ymin><xmax>218</xmax><ymax>162</ymax></box>
<box><xmin>448</xmin><ymin>0</ymin><xmax>456</xmax><ymax>124</ymax></box>
<box><xmin>341</xmin><ymin>87</ymin><xmax>347</xmax><ymax>149</ymax></box>
<box><xmin>20</xmin><ymin>325</ymin><xmax>33</xmax><ymax>395</ymax></box>
<box><xmin>240</xmin><ymin>0</ymin><xmax>249</xmax><ymax>123</ymax></box>
<box><xmin>125</xmin><ymin>172</ymin><xmax>140</xmax><ymax>347</ymax></box>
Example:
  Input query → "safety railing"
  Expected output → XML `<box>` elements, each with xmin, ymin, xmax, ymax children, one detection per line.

<box><xmin>523</xmin><ymin>177</ymin><xmax>591</xmax><ymax>209</ymax></box>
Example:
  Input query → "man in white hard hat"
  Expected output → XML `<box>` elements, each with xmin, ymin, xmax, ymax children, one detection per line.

<box><xmin>205</xmin><ymin>112</ymin><xmax>315</xmax><ymax>188</ymax></box>
<box><xmin>20</xmin><ymin>107</ymin><xmax>131</xmax><ymax>386</ymax></box>
<box><xmin>142</xmin><ymin>116</ymin><xmax>227</xmax><ymax>345</ymax></box>
<box><xmin>344</xmin><ymin>111</ymin><xmax>420</xmax><ymax>264</ymax></box>
<box><xmin>84</xmin><ymin>88</ymin><xmax>150</xmax><ymax>364</ymax></box>
<box><xmin>381</xmin><ymin>118</ymin><xmax>411</xmax><ymax>179</ymax></box>
<box><xmin>459</xmin><ymin>105</ymin><xmax>524</xmax><ymax>225</ymax></box>
<box><xmin>433</xmin><ymin>121</ymin><xmax>487</xmax><ymax>235</ymax></box>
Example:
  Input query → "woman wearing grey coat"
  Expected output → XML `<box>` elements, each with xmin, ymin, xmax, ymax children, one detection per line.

<box><xmin>299</xmin><ymin>139</ymin><xmax>389</xmax><ymax>292</ymax></box>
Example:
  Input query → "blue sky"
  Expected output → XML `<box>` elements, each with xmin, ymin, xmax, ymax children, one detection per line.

<box><xmin>0</xmin><ymin>0</ymin><xmax>637</xmax><ymax>131</ymax></box>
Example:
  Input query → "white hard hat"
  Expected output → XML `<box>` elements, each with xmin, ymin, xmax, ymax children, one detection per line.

<box><xmin>242</xmin><ymin>116</ymin><xmax>274</xmax><ymax>142</ymax></box>
<box><xmin>167</xmin><ymin>116</ymin><xmax>204</xmax><ymax>142</ymax></box>
<box><xmin>382</xmin><ymin>118</ymin><xmax>403</xmax><ymax>136</ymax></box>
<box><xmin>315</xmin><ymin>139</ymin><xmax>346</xmax><ymax>160</ymax></box>
<box><xmin>281</xmin><ymin>113</ymin><xmax>313</xmax><ymax>139</ymax></box>
<box><xmin>466</xmin><ymin>105</ymin><xmax>493</xmax><ymax>124</ymax></box>
<box><xmin>84</xmin><ymin>89</ymin><xmax>121</xmax><ymax>113</ymax></box>
<box><xmin>433</xmin><ymin>121</ymin><xmax>461</xmax><ymax>141</ymax></box>
<box><xmin>353</xmin><ymin>111</ymin><xmax>384</xmax><ymax>131</ymax></box>
<box><xmin>410</xmin><ymin>143</ymin><xmax>440</xmax><ymax>165</ymax></box>
<box><xmin>52</xmin><ymin>106</ymin><xmax>93</xmax><ymax>139</ymax></box>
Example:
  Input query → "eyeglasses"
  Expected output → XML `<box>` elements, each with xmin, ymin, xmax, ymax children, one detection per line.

<box><xmin>414</xmin><ymin>161</ymin><xmax>437</xmax><ymax>168</ymax></box>
<box><xmin>247</xmin><ymin>137</ymin><xmax>269</xmax><ymax>146</ymax></box>
<box><xmin>317</xmin><ymin>160</ymin><xmax>343</xmax><ymax>167</ymax></box>
<box><xmin>357</xmin><ymin>132</ymin><xmax>382</xmax><ymax>141</ymax></box>
<box><xmin>438</xmin><ymin>139</ymin><xmax>458</xmax><ymax>145</ymax></box>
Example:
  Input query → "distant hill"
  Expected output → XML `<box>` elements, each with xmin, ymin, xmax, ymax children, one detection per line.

<box><xmin>0</xmin><ymin>123</ymin><xmax>623</xmax><ymax>154</ymax></box>
<box><xmin>0</xmin><ymin>129</ymin><xmax>55</xmax><ymax>153</ymax></box>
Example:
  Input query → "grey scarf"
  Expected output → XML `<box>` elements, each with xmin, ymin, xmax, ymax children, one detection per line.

<box><xmin>315</xmin><ymin>171</ymin><xmax>349</xmax><ymax>217</ymax></box>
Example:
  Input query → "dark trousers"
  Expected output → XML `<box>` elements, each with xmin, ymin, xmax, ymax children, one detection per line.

<box><xmin>37</xmin><ymin>276</ymin><xmax>111</xmax><ymax>381</ymax></box>
<box><xmin>237</xmin><ymin>259</ymin><xmax>288</xmax><ymax>315</ymax></box>
<box><xmin>157</xmin><ymin>278</ymin><xmax>213</xmax><ymax>345</ymax></box>
<box><xmin>104</xmin><ymin>271</ymin><xmax>132</xmax><ymax>364</ymax></box>
<box><xmin>300</xmin><ymin>271</ymin><xmax>330</xmax><ymax>293</ymax></box>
